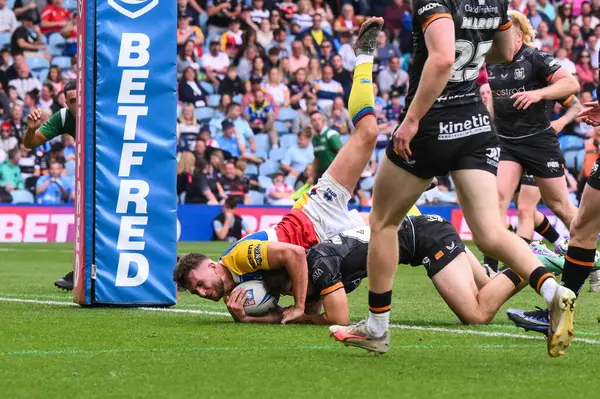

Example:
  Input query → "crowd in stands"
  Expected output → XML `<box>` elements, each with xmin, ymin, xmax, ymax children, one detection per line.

<box><xmin>1</xmin><ymin>0</ymin><xmax>600</xmax><ymax>208</ymax></box>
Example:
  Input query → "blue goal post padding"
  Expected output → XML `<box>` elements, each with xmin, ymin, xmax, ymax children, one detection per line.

<box><xmin>74</xmin><ymin>0</ymin><xmax>177</xmax><ymax>306</ymax></box>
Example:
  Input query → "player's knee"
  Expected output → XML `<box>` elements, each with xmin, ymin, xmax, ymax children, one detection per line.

<box><xmin>356</xmin><ymin>121</ymin><xmax>379</xmax><ymax>141</ymax></box>
<box><xmin>461</xmin><ymin>312</ymin><xmax>493</xmax><ymax>325</ymax></box>
<box><xmin>517</xmin><ymin>204</ymin><xmax>534</xmax><ymax>222</ymax></box>
<box><xmin>472</xmin><ymin>226</ymin><xmax>504</xmax><ymax>255</ymax></box>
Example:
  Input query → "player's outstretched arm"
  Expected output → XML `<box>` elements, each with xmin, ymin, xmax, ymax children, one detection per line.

<box><xmin>266</xmin><ymin>242</ymin><xmax>308</xmax><ymax>324</ymax></box>
<box><xmin>226</xmin><ymin>289</ymin><xmax>284</xmax><ymax>323</ymax></box>
<box><xmin>551</xmin><ymin>96</ymin><xmax>584</xmax><ymax>133</ymax></box>
<box><xmin>486</xmin><ymin>28</ymin><xmax>515</xmax><ymax>64</ymax></box>
<box><xmin>23</xmin><ymin>108</ymin><xmax>49</xmax><ymax>149</ymax></box>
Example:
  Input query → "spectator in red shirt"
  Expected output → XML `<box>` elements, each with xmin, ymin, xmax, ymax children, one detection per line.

<box><xmin>41</xmin><ymin>0</ymin><xmax>71</xmax><ymax>36</ymax></box>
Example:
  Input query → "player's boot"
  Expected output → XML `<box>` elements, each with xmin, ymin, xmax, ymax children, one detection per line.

<box><xmin>506</xmin><ymin>307</ymin><xmax>549</xmax><ymax>334</ymax></box>
<box><xmin>589</xmin><ymin>268</ymin><xmax>600</xmax><ymax>293</ymax></box>
<box><xmin>353</xmin><ymin>17</ymin><xmax>384</xmax><ymax>56</ymax></box>
<box><xmin>54</xmin><ymin>271</ymin><xmax>74</xmax><ymax>291</ymax></box>
<box><xmin>330</xmin><ymin>320</ymin><xmax>390</xmax><ymax>354</ymax></box>
<box><xmin>547</xmin><ymin>285</ymin><xmax>576</xmax><ymax>357</ymax></box>
<box><xmin>530</xmin><ymin>241</ymin><xmax>564</xmax><ymax>275</ymax></box>
<box><xmin>553</xmin><ymin>237</ymin><xmax>569</xmax><ymax>256</ymax></box>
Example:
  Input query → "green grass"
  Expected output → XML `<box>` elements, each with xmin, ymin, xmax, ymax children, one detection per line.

<box><xmin>1</xmin><ymin>242</ymin><xmax>600</xmax><ymax>399</ymax></box>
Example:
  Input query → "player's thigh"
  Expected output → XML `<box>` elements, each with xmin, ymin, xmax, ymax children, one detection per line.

<box><xmin>536</xmin><ymin>175</ymin><xmax>572</xmax><ymax>210</ymax></box>
<box><xmin>570</xmin><ymin>179</ymin><xmax>600</xmax><ymax>247</ymax></box>
<box><xmin>370</xmin><ymin>155</ymin><xmax>431</xmax><ymax>228</ymax></box>
<box><xmin>431</xmin><ymin>252</ymin><xmax>481</xmax><ymax>324</ymax></box>
<box><xmin>496</xmin><ymin>160</ymin><xmax>523</xmax><ymax>209</ymax></box>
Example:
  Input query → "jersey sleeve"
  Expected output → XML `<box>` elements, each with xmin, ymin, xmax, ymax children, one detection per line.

<box><xmin>531</xmin><ymin>50</ymin><xmax>562</xmax><ymax>83</ymax></box>
<box><xmin>220</xmin><ymin>239</ymin><xmax>272</xmax><ymax>276</ymax></box>
<box><xmin>326</xmin><ymin>129</ymin><xmax>343</xmax><ymax>151</ymax></box>
<box><xmin>412</xmin><ymin>0</ymin><xmax>452</xmax><ymax>32</ymax></box>
<box><xmin>307</xmin><ymin>252</ymin><xmax>344</xmax><ymax>298</ymax></box>
<box><xmin>39</xmin><ymin>111</ymin><xmax>63</xmax><ymax>140</ymax></box>
<box><xmin>498</xmin><ymin>0</ymin><xmax>512</xmax><ymax>31</ymax></box>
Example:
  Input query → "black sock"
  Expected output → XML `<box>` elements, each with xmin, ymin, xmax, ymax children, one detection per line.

<box><xmin>483</xmin><ymin>255</ymin><xmax>499</xmax><ymax>272</ymax></box>
<box><xmin>502</xmin><ymin>269</ymin><xmax>523</xmax><ymax>288</ymax></box>
<box><xmin>368</xmin><ymin>290</ymin><xmax>392</xmax><ymax>314</ymax></box>
<box><xmin>529</xmin><ymin>266</ymin><xmax>555</xmax><ymax>294</ymax></box>
<box><xmin>534</xmin><ymin>216</ymin><xmax>560</xmax><ymax>243</ymax></box>
<box><xmin>561</xmin><ymin>246</ymin><xmax>596</xmax><ymax>296</ymax></box>
<box><xmin>519</xmin><ymin>236</ymin><xmax>532</xmax><ymax>244</ymax></box>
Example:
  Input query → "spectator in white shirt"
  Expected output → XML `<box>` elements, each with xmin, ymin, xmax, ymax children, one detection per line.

<box><xmin>0</xmin><ymin>121</ymin><xmax>17</xmax><ymax>163</ymax></box>
<box><xmin>8</xmin><ymin>62</ymin><xmax>41</xmax><ymax>100</ymax></box>
<box><xmin>0</xmin><ymin>0</ymin><xmax>18</xmax><ymax>33</ymax></box>
<box><xmin>201</xmin><ymin>38</ymin><xmax>230</xmax><ymax>86</ymax></box>
<box><xmin>377</xmin><ymin>56</ymin><xmax>409</xmax><ymax>95</ymax></box>
<box><xmin>555</xmin><ymin>47</ymin><xmax>577</xmax><ymax>75</ymax></box>
<box><xmin>280</xmin><ymin>128</ymin><xmax>314</xmax><ymax>182</ymax></box>
<box><xmin>337</xmin><ymin>31</ymin><xmax>356</xmax><ymax>72</ymax></box>
<box><xmin>313</xmin><ymin>65</ymin><xmax>343</xmax><ymax>110</ymax></box>
<box><xmin>266</xmin><ymin>172</ymin><xmax>295</xmax><ymax>205</ymax></box>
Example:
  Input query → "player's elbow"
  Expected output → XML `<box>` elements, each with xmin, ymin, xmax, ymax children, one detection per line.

<box><xmin>430</xmin><ymin>52</ymin><xmax>455</xmax><ymax>72</ymax></box>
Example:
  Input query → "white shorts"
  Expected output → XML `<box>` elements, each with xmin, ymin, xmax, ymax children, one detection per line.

<box><xmin>293</xmin><ymin>172</ymin><xmax>366</xmax><ymax>241</ymax></box>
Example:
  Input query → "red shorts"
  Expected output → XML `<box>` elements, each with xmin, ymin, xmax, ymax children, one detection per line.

<box><xmin>274</xmin><ymin>209</ymin><xmax>319</xmax><ymax>249</ymax></box>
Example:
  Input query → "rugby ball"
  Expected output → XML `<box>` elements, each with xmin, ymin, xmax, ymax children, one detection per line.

<box><xmin>231</xmin><ymin>280</ymin><xmax>279</xmax><ymax>316</ymax></box>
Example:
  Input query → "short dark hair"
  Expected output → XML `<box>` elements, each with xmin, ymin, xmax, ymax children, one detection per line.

<box><xmin>226</xmin><ymin>102</ymin><xmax>240</xmax><ymax>113</ymax></box>
<box><xmin>224</xmin><ymin>197</ymin><xmax>238</xmax><ymax>209</ymax></box>
<box><xmin>7</xmin><ymin>148</ymin><xmax>19</xmax><ymax>160</ymax></box>
<box><xmin>263</xmin><ymin>268</ymin><xmax>290</xmax><ymax>297</ymax></box>
<box><xmin>173</xmin><ymin>253</ymin><xmax>208</xmax><ymax>289</ymax></box>
<box><xmin>310</xmin><ymin>110</ymin><xmax>321</xmax><ymax>118</ymax></box>
<box><xmin>63</xmin><ymin>80</ymin><xmax>76</xmax><ymax>96</ymax></box>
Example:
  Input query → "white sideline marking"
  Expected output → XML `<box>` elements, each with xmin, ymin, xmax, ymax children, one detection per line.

<box><xmin>0</xmin><ymin>248</ymin><xmax>73</xmax><ymax>253</ymax></box>
<box><xmin>2</xmin><ymin>297</ymin><xmax>599</xmax><ymax>346</ymax></box>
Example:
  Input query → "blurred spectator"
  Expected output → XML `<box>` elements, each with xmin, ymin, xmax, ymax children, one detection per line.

<box><xmin>269</xmin><ymin>8</ymin><xmax>285</xmax><ymax>32</ymax></box>
<box><xmin>555</xmin><ymin>4</ymin><xmax>573</xmax><ymax>39</ymax></box>
<box><xmin>313</xmin><ymin>65</ymin><xmax>343</xmax><ymax>110</ymax></box>
<box><xmin>0</xmin><ymin>121</ymin><xmax>17</xmax><ymax>162</ymax></box>
<box><xmin>177</xmin><ymin>40</ymin><xmax>200</xmax><ymax>79</ymax></box>
<box><xmin>306</xmin><ymin>57</ymin><xmax>322</xmax><ymax>81</ymax></box>
<box><xmin>179</xmin><ymin>66</ymin><xmax>207</xmax><ymax>107</ymax></box>
<box><xmin>0</xmin><ymin>147</ymin><xmax>23</xmax><ymax>192</ymax></box>
<box><xmin>575</xmin><ymin>49</ymin><xmax>595</xmax><ymax>85</ymax></box>
<box><xmin>177</xmin><ymin>15</ymin><xmax>204</xmax><ymax>54</ymax></box>
<box><xmin>536</xmin><ymin>22</ymin><xmax>559</xmax><ymax>51</ymax></box>
<box><xmin>212</xmin><ymin>197</ymin><xmax>252</xmax><ymax>242</ymax></box>
<box><xmin>35</xmin><ymin>160</ymin><xmax>71</xmax><ymax>204</ymax></box>
<box><xmin>324</xmin><ymin>96</ymin><xmax>352</xmax><ymax>135</ymax></box>
<box><xmin>378</xmin><ymin>56</ymin><xmax>408</xmax><ymax>95</ymax></box>
<box><xmin>555</xmin><ymin>47</ymin><xmax>577</xmax><ymax>74</ymax></box>
<box><xmin>200</xmin><ymin>124</ymin><xmax>220</xmax><ymax>148</ymax></box>
<box><xmin>575</xmin><ymin>1</ymin><xmax>599</xmax><ymax>25</ymax></box>
<box><xmin>60</xmin><ymin>9</ymin><xmax>77</xmax><ymax>56</ymax></box>
<box><xmin>0</xmin><ymin>84</ymin><xmax>10</xmax><ymax>120</ymax></box>
<box><xmin>302</xmin><ymin>33</ymin><xmax>319</xmax><ymax>59</ymax></box>
<box><xmin>292</xmin><ymin>0</ymin><xmax>314</xmax><ymax>31</ymax></box>
<box><xmin>217</xmin><ymin>120</ymin><xmax>245</xmax><ymax>158</ymax></box>
<box><xmin>9</xmin><ymin>60</ymin><xmax>41</xmax><ymax>100</ymax></box>
<box><xmin>213</xmin><ymin>93</ymin><xmax>232</xmax><ymax>119</ymax></box>
<box><xmin>13</xmin><ymin>0</ymin><xmax>40</xmax><ymax>24</ymax></box>
<box><xmin>63</xmin><ymin>133</ymin><xmax>75</xmax><ymax>162</ymax></box>
<box><xmin>280</xmin><ymin>57</ymin><xmax>291</xmax><ymax>83</ymax></box>
<box><xmin>333</xmin><ymin>4</ymin><xmax>364</xmax><ymax>35</ymax></box>
<box><xmin>307</xmin><ymin>13</ymin><xmax>334</xmax><ymax>48</ymax></box>
<box><xmin>206</xmin><ymin>149</ymin><xmax>224</xmax><ymax>196</ymax></box>
<box><xmin>580</xmin><ymin>15</ymin><xmax>596</xmax><ymax>41</ymax></box>
<box><xmin>384</xmin><ymin>89</ymin><xmax>404</xmax><ymax>123</ymax></box>
<box><xmin>242</xmin><ymin>77</ymin><xmax>279</xmax><ymax>117</ymax></box>
<box><xmin>221</xmin><ymin>18</ymin><xmax>243</xmax><ymax>58</ymax></box>
<box><xmin>202</xmin><ymin>38</ymin><xmax>230</xmax><ymax>86</ymax></box>
<box><xmin>255</xmin><ymin>19</ymin><xmax>274</xmax><ymax>49</ymax></box>
<box><xmin>177</xmin><ymin>151</ymin><xmax>218</xmax><ymax>204</ymax></box>
<box><xmin>249</xmin><ymin>0</ymin><xmax>270</xmax><ymax>25</ymax></box>
<box><xmin>266</xmin><ymin>171</ymin><xmax>295</xmax><ymax>205</ymax></box>
<box><xmin>310</xmin><ymin>111</ymin><xmax>341</xmax><ymax>179</ymax></box>
<box><xmin>194</xmin><ymin>138</ymin><xmax>207</xmax><ymax>162</ymax></box>
<box><xmin>62</xmin><ymin>55</ymin><xmax>76</xmax><ymax>80</ymax></box>
<box><xmin>526</xmin><ymin>1</ymin><xmax>547</xmax><ymax>31</ymax></box>
<box><xmin>0</xmin><ymin>0</ymin><xmax>18</xmax><ymax>33</ymax></box>
<box><xmin>41</xmin><ymin>0</ymin><xmax>71</xmax><ymax>36</ymax></box>
<box><xmin>217</xmin><ymin>161</ymin><xmax>251</xmax><ymax>204</ymax></box>
<box><xmin>220</xmin><ymin>102</ymin><xmax>255</xmax><ymax>144</ymax></box>
<box><xmin>292</xmin><ymin>98</ymin><xmax>318</xmax><ymax>134</ymax></box>
<box><xmin>289</xmin><ymin>68</ymin><xmax>315</xmax><ymax>110</ymax></box>
<box><xmin>220</xmin><ymin>65</ymin><xmax>245</xmax><ymax>96</ymax></box>
<box><xmin>18</xmin><ymin>143</ymin><xmax>35</xmax><ymax>180</ymax></box>
<box><xmin>263</xmin><ymin>68</ymin><xmax>290</xmax><ymax>107</ymax></box>
<box><xmin>375</xmin><ymin>30</ymin><xmax>402</xmax><ymax>72</ymax></box>
<box><xmin>245</xmin><ymin>88</ymin><xmax>278</xmax><ymax>147</ymax></box>
<box><xmin>267</xmin><ymin>28</ymin><xmax>290</xmax><ymax>58</ymax></box>
<box><xmin>23</xmin><ymin>89</ymin><xmax>38</xmax><ymax>114</ymax></box>
<box><xmin>237</xmin><ymin>45</ymin><xmax>259</xmax><ymax>80</ymax></box>
<box><xmin>47</xmin><ymin>65</ymin><xmax>65</xmax><ymax>93</ymax></box>
<box><xmin>289</xmin><ymin>40</ymin><xmax>309</xmax><ymax>74</ymax></box>
<box><xmin>384</xmin><ymin>0</ymin><xmax>409</xmax><ymax>34</ymax></box>
<box><xmin>337</xmin><ymin>31</ymin><xmax>356</xmax><ymax>72</ymax></box>
<box><xmin>331</xmin><ymin>54</ymin><xmax>352</xmax><ymax>95</ymax></box>
<box><xmin>178</xmin><ymin>0</ymin><xmax>205</xmax><ymax>24</ymax></box>
<box><xmin>206</xmin><ymin>0</ymin><xmax>240</xmax><ymax>37</ymax></box>
<box><xmin>178</xmin><ymin>102</ymin><xmax>201</xmax><ymax>150</ymax></box>
<box><xmin>7</xmin><ymin>103</ymin><xmax>24</xmax><ymax>140</ymax></box>
<box><xmin>318</xmin><ymin>39</ymin><xmax>335</xmax><ymax>65</ymax></box>
<box><xmin>313</xmin><ymin>0</ymin><xmax>334</xmax><ymax>25</ymax></box>
<box><xmin>250</xmin><ymin>55</ymin><xmax>267</xmax><ymax>82</ymax></box>
<box><xmin>538</xmin><ymin>0</ymin><xmax>556</xmax><ymax>21</ymax></box>
<box><xmin>11</xmin><ymin>15</ymin><xmax>50</xmax><ymax>60</ymax></box>
<box><xmin>281</xmin><ymin>127</ymin><xmax>314</xmax><ymax>181</ymax></box>
<box><xmin>266</xmin><ymin>47</ymin><xmax>281</xmax><ymax>69</ymax></box>
<box><xmin>39</xmin><ymin>83</ymin><xmax>57</xmax><ymax>111</ymax></box>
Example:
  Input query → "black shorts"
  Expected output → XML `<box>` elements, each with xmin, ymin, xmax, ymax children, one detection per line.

<box><xmin>498</xmin><ymin>129</ymin><xmax>565</xmax><ymax>179</ymax></box>
<box><xmin>399</xmin><ymin>215</ymin><xmax>466</xmax><ymax>278</ymax></box>
<box><xmin>587</xmin><ymin>159</ymin><xmax>600</xmax><ymax>190</ymax></box>
<box><xmin>386</xmin><ymin>102</ymin><xmax>499</xmax><ymax>179</ymax></box>
<box><xmin>516</xmin><ymin>174</ymin><xmax>537</xmax><ymax>192</ymax></box>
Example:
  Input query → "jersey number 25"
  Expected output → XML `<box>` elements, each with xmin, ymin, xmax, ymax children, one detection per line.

<box><xmin>450</xmin><ymin>40</ymin><xmax>493</xmax><ymax>83</ymax></box>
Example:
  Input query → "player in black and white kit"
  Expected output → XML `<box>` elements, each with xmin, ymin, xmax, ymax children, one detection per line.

<box><xmin>228</xmin><ymin>215</ymin><xmax>527</xmax><ymax>327</ymax></box>
<box><xmin>486</xmin><ymin>11</ymin><xmax>580</xmax><ymax>250</ymax></box>
<box><xmin>331</xmin><ymin>6</ymin><xmax>576</xmax><ymax>358</ymax></box>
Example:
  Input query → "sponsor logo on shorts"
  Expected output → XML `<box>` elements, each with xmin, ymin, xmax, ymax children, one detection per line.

<box><xmin>438</xmin><ymin>114</ymin><xmax>491</xmax><ymax>140</ymax></box>
<box><xmin>486</xmin><ymin>147</ymin><xmax>501</xmax><ymax>168</ymax></box>
<box><xmin>350</xmin><ymin>278</ymin><xmax>362</xmax><ymax>289</ymax></box>
<box><xmin>418</xmin><ymin>2</ymin><xmax>442</xmax><ymax>15</ymax></box>
<box><xmin>243</xmin><ymin>289</ymin><xmax>256</xmax><ymax>306</ymax></box>
<box><xmin>312</xmin><ymin>267</ymin><xmax>323</xmax><ymax>280</ymax></box>
<box><xmin>591</xmin><ymin>162</ymin><xmax>599</xmax><ymax>177</ymax></box>
<box><xmin>422</xmin><ymin>257</ymin><xmax>430</xmax><ymax>266</ymax></box>
<box><xmin>547</xmin><ymin>160</ymin><xmax>561</xmax><ymax>173</ymax></box>
<box><xmin>494</xmin><ymin>86</ymin><xmax>525</xmax><ymax>97</ymax></box>
<box><xmin>460</xmin><ymin>16</ymin><xmax>501</xmax><ymax>30</ymax></box>
<box><xmin>514</xmin><ymin>68</ymin><xmax>525</xmax><ymax>80</ymax></box>
<box><xmin>403</xmin><ymin>158</ymin><xmax>416</xmax><ymax>167</ymax></box>
<box><xmin>446</xmin><ymin>241</ymin><xmax>456</xmax><ymax>252</ymax></box>
<box><xmin>247</xmin><ymin>244</ymin><xmax>264</xmax><ymax>270</ymax></box>
<box><xmin>323</xmin><ymin>187</ymin><xmax>337</xmax><ymax>201</ymax></box>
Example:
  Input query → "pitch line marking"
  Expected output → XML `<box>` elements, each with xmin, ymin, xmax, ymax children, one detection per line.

<box><xmin>2</xmin><ymin>297</ymin><xmax>599</xmax><ymax>346</ymax></box>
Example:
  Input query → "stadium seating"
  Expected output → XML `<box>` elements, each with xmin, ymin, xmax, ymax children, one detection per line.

<box><xmin>253</xmin><ymin>134</ymin><xmax>270</xmax><ymax>154</ymax></box>
<box><xmin>274</xmin><ymin>120</ymin><xmax>290</xmax><ymax>135</ymax></box>
<box><xmin>64</xmin><ymin>0</ymin><xmax>77</xmax><ymax>11</ymax></box>
<box><xmin>37</xmin><ymin>68</ymin><xmax>49</xmax><ymax>82</ymax></box>
<box><xmin>279</xmin><ymin>134</ymin><xmax>296</xmax><ymax>149</ymax></box>
<box><xmin>376</xmin><ymin>148</ymin><xmax>386</xmax><ymax>164</ymax></box>
<box><xmin>65</xmin><ymin>160</ymin><xmax>75</xmax><ymax>176</ymax></box>
<box><xmin>195</xmin><ymin>107</ymin><xmax>215</xmax><ymax>123</ymax></box>
<box><xmin>259</xmin><ymin>160</ymin><xmax>280</xmax><ymax>176</ymax></box>
<box><xmin>277</xmin><ymin>108</ymin><xmax>297</xmax><ymax>122</ymax></box>
<box><xmin>26</xmin><ymin>57</ymin><xmax>50</xmax><ymax>74</ymax></box>
<box><xmin>340</xmin><ymin>134</ymin><xmax>350</xmax><ymax>145</ymax></box>
<box><xmin>576</xmin><ymin>148</ymin><xmax>585</xmax><ymax>172</ymax></box>
<box><xmin>360</xmin><ymin>176</ymin><xmax>375</xmax><ymax>191</ymax></box>
<box><xmin>200</xmin><ymin>81</ymin><xmax>215</xmax><ymax>95</ymax></box>
<box><xmin>47</xmin><ymin>33</ymin><xmax>66</xmax><ymax>57</ymax></box>
<box><xmin>245</xmin><ymin>164</ymin><xmax>258</xmax><ymax>175</ymax></box>
<box><xmin>258</xmin><ymin>175</ymin><xmax>273</xmax><ymax>189</ymax></box>
<box><xmin>0</xmin><ymin>32</ymin><xmax>10</xmax><ymax>50</ymax></box>
<box><xmin>268</xmin><ymin>147</ymin><xmax>285</xmax><ymax>162</ymax></box>
<box><xmin>52</xmin><ymin>56</ymin><xmax>72</xmax><ymax>71</ymax></box>
<box><xmin>559</xmin><ymin>135</ymin><xmax>584</xmax><ymax>152</ymax></box>
<box><xmin>232</xmin><ymin>94</ymin><xmax>243</xmax><ymax>103</ymax></box>
<box><xmin>207</xmin><ymin>94</ymin><xmax>221</xmax><ymax>108</ymax></box>
<box><xmin>249</xmin><ymin>190</ymin><xmax>265</xmax><ymax>204</ymax></box>
<box><xmin>11</xmin><ymin>190</ymin><xmax>34</xmax><ymax>204</ymax></box>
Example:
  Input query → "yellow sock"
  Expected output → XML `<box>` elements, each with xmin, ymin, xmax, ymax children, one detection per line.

<box><xmin>349</xmin><ymin>55</ymin><xmax>375</xmax><ymax>126</ymax></box>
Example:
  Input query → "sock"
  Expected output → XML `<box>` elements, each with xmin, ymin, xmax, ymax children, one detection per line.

<box><xmin>349</xmin><ymin>55</ymin><xmax>375</xmax><ymax>126</ymax></box>
<box><xmin>529</xmin><ymin>266</ymin><xmax>558</xmax><ymax>305</ymax></box>
<box><xmin>519</xmin><ymin>236</ymin><xmax>532</xmax><ymax>244</ymax></box>
<box><xmin>534</xmin><ymin>215</ymin><xmax>560</xmax><ymax>244</ymax></box>
<box><xmin>367</xmin><ymin>290</ymin><xmax>391</xmax><ymax>336</ymax></box>
<box><xmin>561</xmin><ymin>246</ymin><xmax>596</xmax><ymax>296</ymax></box>
<box><xmin>483</xmin><ymin>255</ymin><xmax>499</xmax><ymax>272</ymax></box>
<box><xmin>502</xmin><ymin>269</ymin><xmax>523</xmax><ymax>288</ymax></box>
